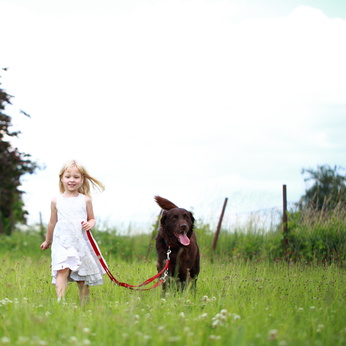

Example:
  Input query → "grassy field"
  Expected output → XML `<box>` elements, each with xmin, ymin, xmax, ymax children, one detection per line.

<box><xmin>0</xmin><ymin>247</ymin><xmax>345</xmax><ymax>345</ymax></box>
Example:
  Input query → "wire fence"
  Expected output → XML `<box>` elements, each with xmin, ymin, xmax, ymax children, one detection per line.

<box><xmin>201</xmin><ymin>202</ymin><xmax>298</xmax><ymax>234</ymax></box>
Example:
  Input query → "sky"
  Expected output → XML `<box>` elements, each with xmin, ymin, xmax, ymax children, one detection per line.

<box><xmin>1</xmin><ymin>0</ymin><xmax>345</xmax><ymax>233</ymax></box>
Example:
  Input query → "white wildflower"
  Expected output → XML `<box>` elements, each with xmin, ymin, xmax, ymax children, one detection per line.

<box><xmin>199</xmin><ymin>313</ymin><xmax>208</xmax><ymax>320</ymax></box>
<box><xmin>0</xmin><ymin>298</ymin><xmax>12</xmax><ymax>306</ymax></box>
<box><xmin>1</xmin><ymin>336</ymin><xmax>10</xmax><ymax>344</ymax></box>
<box><xmin>168</xmin><ymin>336</ymin><xmax>181</xmax><ymax>342</ymax></box>
<box><xmin>317</xmin><ymin>324</ymin><xmax>325</xmax><ymax>333</ymax></box>
<box><xmin>212</xmin><ymin>320</ymin><xmax>219</xmax><ymax>328</ymax></box>
<box><xmin>213</xmin><ymin>313</ymin><xmax>221</xmax><ymax>321</ymax></box>
<box><xmin>17</xmin><ymin>336</ymin><xmax>29</xmax><ymax>344</ymax></box>
<box><xmin>69</xmin><ymin>336</ymin><xmax>78</xmax><ymax>344</ymax></box>
<box><xmin>268</xmin><ymin>329</ymin><xmax>278</xmax><ymax>341</ymax></box>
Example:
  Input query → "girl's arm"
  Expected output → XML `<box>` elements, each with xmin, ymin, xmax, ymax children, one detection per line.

<box><xmin>40</xmin><ymin>198</ymin><xmax>57</xmax><ymax>250</ymax></box>
<box><xmin>81</xmin><ymin>196</ymin><xmax>96</xmax><ymax>231</ymax></box>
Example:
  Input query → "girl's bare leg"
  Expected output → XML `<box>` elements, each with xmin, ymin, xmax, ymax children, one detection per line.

<box><xmin>77</xmin><ymin>281</ymin><xmax>90</xmax><ymax>305</ymax></box>
<box><xmin>56</xmin><ymin>268</ymin><xmax>70</xmax><ymax>300</ymax></box>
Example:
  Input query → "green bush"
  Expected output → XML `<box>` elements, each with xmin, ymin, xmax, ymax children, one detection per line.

<box><xmin>286</xmin><ymin>207</ymin><xmax>346</xmax><ymax>263</ymax></box>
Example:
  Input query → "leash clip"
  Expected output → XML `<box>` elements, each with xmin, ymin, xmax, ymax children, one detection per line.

<box><xmin>161</xmin><ymin>269</ymin><xmax>169</xmax><ymax>283</ymax></box>
<box><xmin>166</xmin><ymin>247</ymin><xmax>171</xmax><ymax>260</ymax></box>
<box><xmin>160</xmin><ymin>246</ymin><xmax>171</xmax><ymax>282</ymax></box>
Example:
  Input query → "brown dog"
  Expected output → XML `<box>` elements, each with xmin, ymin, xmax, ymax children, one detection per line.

<box><xmin>155</xmin><ymin>196</ymin><xmax>200</xmax><ymax>291</ymax></box>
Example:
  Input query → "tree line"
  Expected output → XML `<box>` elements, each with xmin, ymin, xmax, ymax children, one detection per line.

<box><xmin>0</xmin><ymin>72</ymin><xmax>38</xmax><ymax>234</ymax></box>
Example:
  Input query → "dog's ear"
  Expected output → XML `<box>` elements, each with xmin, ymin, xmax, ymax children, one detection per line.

<box><xmin>160</xmin><ymin>211</ymin><xmax>168</xmax><ymax>226</ymax></box>
<box><xmin>155</xmin><ymin>196</ymin><xmax>178</xmax><ymax>210</ymax></box>
<box><xmin>187</xmin><ymin>211</ymin><xmax>195</xmax><ymax>237</ymax></box>
<box><xmin>189</xmin><ymin>211</ymin><xmax>195</xmax><ymax>224</ymax></box>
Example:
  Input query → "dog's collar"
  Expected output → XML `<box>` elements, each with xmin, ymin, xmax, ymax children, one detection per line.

<box><xmin>164</xmin><ymin>239</ymin><xmax>176</xmax><ymax>248</ymax></box>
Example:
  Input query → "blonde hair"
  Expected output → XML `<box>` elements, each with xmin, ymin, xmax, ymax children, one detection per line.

<box><xmin>59</xmin><ymin>160</ymin><xmax>105</xmax><ymax>197</ymax></box>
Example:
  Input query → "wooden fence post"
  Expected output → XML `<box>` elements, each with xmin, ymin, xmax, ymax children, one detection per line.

<box><xmin>39</xmin><ymin>212</ymin><xmax>45</xmax><ymax>240</ymax></box>
<box><xmin>212</xmin><ymin>198</ymin><xmax>228</xmax><ymax>252</ymax></box>
<box><xmin>282</xmin><ymin>185</ymin><xmax>288</xmax><ymax>258</ymax></box>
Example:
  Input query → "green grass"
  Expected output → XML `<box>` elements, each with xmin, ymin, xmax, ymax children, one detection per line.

<box><xmin>0</xmin><ymin>252</ymin><xmax>345</xmax><ymax>345</ymax></box>
<box><xmin>0</xmin><ymin>207</ymin><xmax>345</xmax><ymax>345</ymax></box>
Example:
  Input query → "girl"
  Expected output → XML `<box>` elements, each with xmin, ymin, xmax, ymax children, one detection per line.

<box><xmin>40</xmin><ymin>160</ymin><xmax>106</xmax><ymax>304</ymax></box>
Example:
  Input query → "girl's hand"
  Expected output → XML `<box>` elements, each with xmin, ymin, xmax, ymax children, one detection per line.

<box><xmin>40</xmin><ymin>241</ymin><xmax>51</xmax><ymax>250</ymax></box>
<box><xmin>81</xmin><ymin>221</ymin><xmax>92</xmax><ymax>231</ymax></box>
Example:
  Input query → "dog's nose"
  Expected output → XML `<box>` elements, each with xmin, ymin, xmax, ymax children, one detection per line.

<box><xmin>180</xmin><ymin>223</ymin><xmax>188</xmax><ymax>230</ymax></box>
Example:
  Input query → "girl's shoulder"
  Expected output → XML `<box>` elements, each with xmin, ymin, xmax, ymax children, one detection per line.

<box><xmin>50</xmin><ymin>196</ymin><xmax>58</xmax><ymax>209</ymax></box>
<box><xmin>80</xmin><ymin>193</ymin><xmax>92</xmax><ymax>203</ymax></box>
<box><xmin>53</xmin><ymin>194</ymin><xmax>65</xmax><ymax>202</ymax></box>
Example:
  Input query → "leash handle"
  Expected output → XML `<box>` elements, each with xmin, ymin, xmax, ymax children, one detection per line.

<box><xmin>86</xmin><ymin>230</ymin><xmax>169</xmax><ymax>290</ymax></box>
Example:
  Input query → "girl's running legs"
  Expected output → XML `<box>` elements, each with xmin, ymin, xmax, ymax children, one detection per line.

<box><xmin>77</xmin><ymin>281</ymin><xmax>90</xmax><ymax>305</ymax></box>
<box><xmin>56</xmin><ymin>268</ymin><xmax>70</xmax><ymax>300</ymax></box>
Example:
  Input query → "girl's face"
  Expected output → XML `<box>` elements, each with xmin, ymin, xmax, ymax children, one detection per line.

<box><xmin>61</xmin><ymin>166</ymin><xmax>83</xmax><ymax>193</ymax></box>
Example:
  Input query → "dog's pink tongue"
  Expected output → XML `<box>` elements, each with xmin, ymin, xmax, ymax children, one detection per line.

<box><xmin>178</xmin><ymin>233</ymin><xmax>190</xmax><ymax>246</ymax></box>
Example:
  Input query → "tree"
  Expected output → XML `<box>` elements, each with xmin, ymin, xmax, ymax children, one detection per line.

<box><xmin>299</xmin><ymin>165</ymin><xmax>346</xmax><ymax>211</ymax></box>
<box><xmin>0</xmin><ymin>75</ymin><xmax>38</xmax><ymax>235</ymax></box>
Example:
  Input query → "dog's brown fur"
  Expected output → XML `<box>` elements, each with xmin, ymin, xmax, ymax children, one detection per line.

<box><xmin>155</xmin><ymin>196</ymin><xmax>200</xmax><ymax>291</ymax></box>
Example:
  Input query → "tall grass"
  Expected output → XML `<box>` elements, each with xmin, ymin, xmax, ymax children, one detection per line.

<box><xmin>286</xmin><ymin>206</ymin><xmax>346</xmax><ymax>263</ymax></box>
<box><xmin>0</xmin><ymin>253</ymin><xmax>345</xmax><ymax>345</ymax></box>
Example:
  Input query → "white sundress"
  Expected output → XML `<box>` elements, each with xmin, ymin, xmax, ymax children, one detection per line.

<box><xmin>51</xmin><ymin>194</ymin><xmax>106</xmax><ymax>286</ymax></box>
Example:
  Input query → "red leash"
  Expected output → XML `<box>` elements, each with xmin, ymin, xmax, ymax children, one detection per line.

<box><xmin>86</xmin><ymin>230</ymin><xmax>170</xmax><ymax>291</ymax></box>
